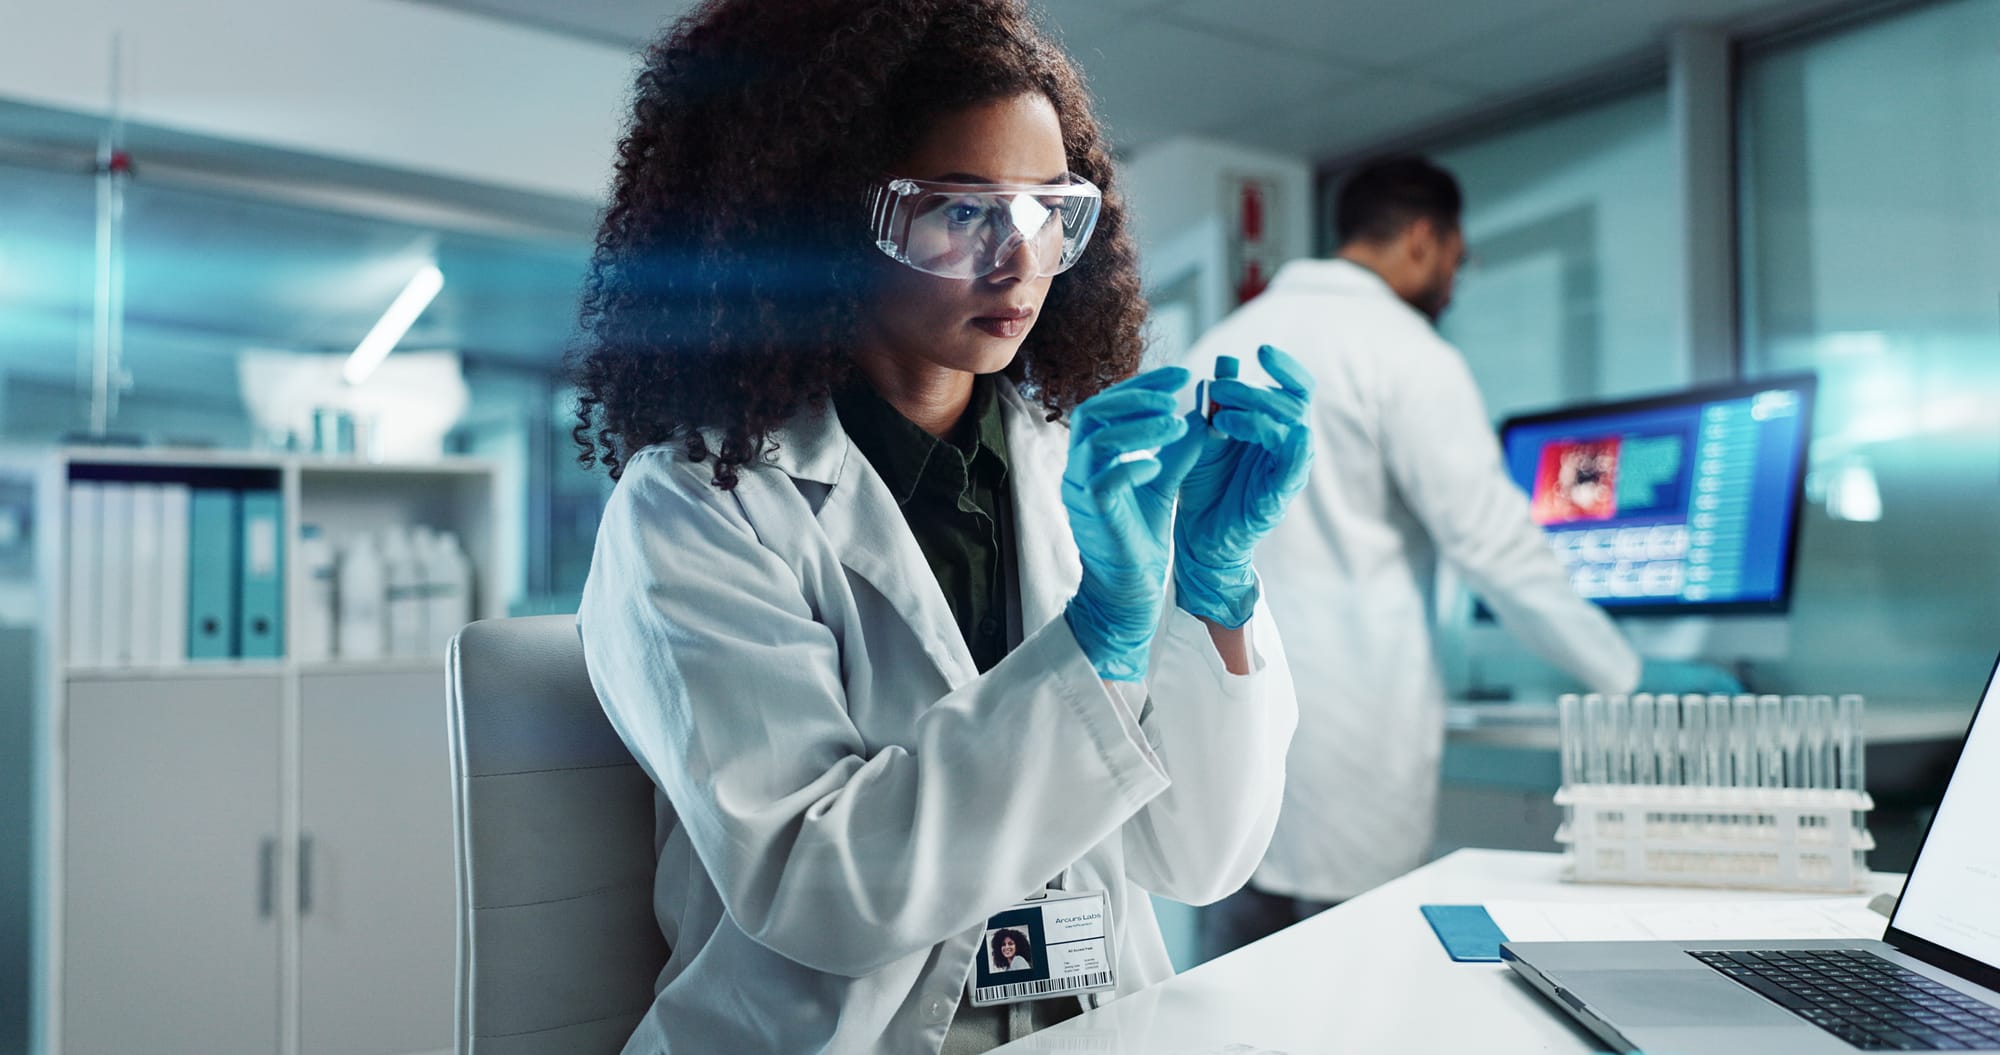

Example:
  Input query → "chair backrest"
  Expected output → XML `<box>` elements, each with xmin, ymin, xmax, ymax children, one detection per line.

<box><xmin>446</xmin><ymin>615</ymin><xmax>668</xmax><ymax>1055</ymax></box>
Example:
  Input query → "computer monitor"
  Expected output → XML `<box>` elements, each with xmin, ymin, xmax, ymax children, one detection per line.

<box><xmin>1454</xmin><ymin>375</ymin><xmax>1818</xmax><ymax>686</ymax></box>
<box><xmin>1493</xmin><ymin>374</ymin><xmax>1816</xmax><ymax>616</ymax></box>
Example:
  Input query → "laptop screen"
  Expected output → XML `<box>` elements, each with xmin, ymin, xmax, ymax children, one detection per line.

<box><xmin>1889</xmin><ymin>655</ymin><xmax>2000</xmax><ymax>979</ymax></box>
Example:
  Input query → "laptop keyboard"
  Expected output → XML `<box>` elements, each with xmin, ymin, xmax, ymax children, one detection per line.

<box><xmin>1691</xmin><ymin>950</ymin><xmax>2000</xmax><ymax>1051</ymax></box>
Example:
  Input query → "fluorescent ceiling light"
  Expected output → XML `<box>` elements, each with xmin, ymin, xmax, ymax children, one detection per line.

<box><xmin>344</xmin><ymin>264</ymin><xmax>443</xmax><ymax>386</ymax></box>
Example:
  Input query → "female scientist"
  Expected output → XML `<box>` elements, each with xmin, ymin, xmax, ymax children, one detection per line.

<box><xmin>571</xmin><ymin>1</ymin><xmax>1313</xmax><ymax>1051</ymax></box>
<box><xmin>990</xmin><ymin>929</ymin><xmax>1032</xmax><ymax>973</ymax></box>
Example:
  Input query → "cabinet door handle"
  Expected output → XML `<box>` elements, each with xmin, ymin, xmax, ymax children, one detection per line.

<box><xmin>298</xmin><ymin>835</ymin><xmax>315</xmax><ymax>915</ymax></box>
<box><xmin>258</xmin><ymin>837</ymin><xmax>278</xmax><ymax>919</ymax></box>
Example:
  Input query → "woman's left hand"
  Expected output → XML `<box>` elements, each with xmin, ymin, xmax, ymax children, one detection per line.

<box><xmin>1172</xmin><ymin>344</ymin><xmax>1316</xmax><ymax>629</ymax></box>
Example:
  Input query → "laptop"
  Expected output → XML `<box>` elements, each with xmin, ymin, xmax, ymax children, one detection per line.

<box><xmin>1503</xmin><ymin>651</ymin><xmax>2000</xmax><ymax>1054</ymax></box>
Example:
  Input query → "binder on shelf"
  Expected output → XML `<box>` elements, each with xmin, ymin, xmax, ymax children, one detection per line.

<box><xmin>127</xmin><ymin>483</ymin><xmax>165</xmax><ymax>668</ymax></box>
<box><xmin>236</xmin><ymin>489</ymin><xmax>284</xmax><ymax>660</ymax></box>
<box><xmin>157</xmin><ymin>484</ymin><xmax>191</xmax><ymax>665</ymax></box>
<box><xmin>188</xmin><ymin>488</ymin><xmax>241</xmax><ymax>660</ymax></box>
<box><xmin>98</xmin><ymin>483</ymin><xmax>134</xmax><ymax>668</ymax></box>
<box><xmin>66</xmin><ymin>481</ymin><xmax>103</xmax><ymax>670</ymax></box>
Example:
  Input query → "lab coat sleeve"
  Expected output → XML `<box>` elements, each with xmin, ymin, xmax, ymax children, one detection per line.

<box><xmin>1117</xmin><ymin>588</ymin><xmax>1298</xmax><ymax>905</ymax></box>
<box><xmin>577</xmin><ymin>453</ymin><xmax>1172</xmax><ymax>979</ymax></box>
<box><xmin>1375</xmin><ymin>333</ymin><xmax>1640</xmax><ymax>694</ymax></box>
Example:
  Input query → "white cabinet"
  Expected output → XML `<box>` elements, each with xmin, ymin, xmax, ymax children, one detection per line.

<box><xmin>61</xmin><ymin>676</ymin><xmax>284</xmax><ymax>1055</ymax></box>
<box><xmin>298</xmin><ymin>670</ymin><xmax>456</xmax><ymax>1055</ymax></box>
<box><xmin>35</xmin><ymin>450</ymin><xmax>498</xmax><ymax>1055</ymax></box>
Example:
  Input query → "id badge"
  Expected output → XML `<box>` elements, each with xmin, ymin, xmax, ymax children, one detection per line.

<box><xmin>969</xmin><ymin>889</ymin><xmax>1116</xmax><ymax>1007</ymax></box>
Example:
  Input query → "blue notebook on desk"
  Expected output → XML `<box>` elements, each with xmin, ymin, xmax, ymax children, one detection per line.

<box><xmin>1420</xmin><ymin>904</ymin><xmax>1510</xmax><ymax>962</ymax></box>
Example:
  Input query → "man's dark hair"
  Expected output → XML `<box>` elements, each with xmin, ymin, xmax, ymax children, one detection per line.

<box><xmin>1333</xmin><ymin>156</ymin><xmax>1462</xmax><ymax>247</ymax></box>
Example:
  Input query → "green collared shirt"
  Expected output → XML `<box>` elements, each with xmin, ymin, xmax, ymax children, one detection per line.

<box><xmin>833</xmin><ymin>375</ymin><xmax>1017</xmax><ymax>674</ymax></box>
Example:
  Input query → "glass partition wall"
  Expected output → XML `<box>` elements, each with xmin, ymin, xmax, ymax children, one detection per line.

<box><xmin>1738</xmin><ymin>0</ymin><xmax>2000</xmax><ymax>702</ymax></box>
<box><xmin>1434</xmin><ymin>89</ymin><xmax>1685</xmax><ymax>420</ymax></box>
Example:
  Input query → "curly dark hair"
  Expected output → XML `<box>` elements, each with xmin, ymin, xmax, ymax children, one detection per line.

<box><xmin>989</xmin><ymin>927</ymin><xmax>1030</xmax><ymax>970</ymax></box>
<box><xmin>569</xmin><ymin>0</ymin><xmax>1146</xmax><ymax>487</ymax></box>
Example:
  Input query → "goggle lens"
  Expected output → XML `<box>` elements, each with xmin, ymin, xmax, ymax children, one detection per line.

<box><xmin>869</xmin><ymin>176</ymin><xmax>1101</xmax><ymax>280</ymax></box>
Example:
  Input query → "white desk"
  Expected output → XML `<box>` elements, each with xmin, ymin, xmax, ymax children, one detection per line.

<box><xmin>992</xmin><ymin>849</ymin><xmax>1905</xmax><ymax>1054</ymax></box>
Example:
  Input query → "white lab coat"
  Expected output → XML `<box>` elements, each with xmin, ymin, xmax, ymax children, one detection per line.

<box><xmin>578</xmin><ymin>376</ymin><xmax>1297</xmax><ymax>1055</ymax></box>
<box><xmin>1180</xmin><ymin>258</ymin><xmax>1638</xmax><ymax>902</ymax></box>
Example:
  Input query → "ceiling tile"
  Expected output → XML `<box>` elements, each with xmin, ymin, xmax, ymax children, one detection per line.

<box><xmin>1216</xmin><ymin>75</ymin><xmax>1482</xmax><ymax>160</ymax></box>
<box><xmin>1060</xmin><ymin>16</ymin><xmax>1359</xmax><ymax>149</ymax></box>
<box><xmin>384</xmin><ymin>0</ymin><xmax>1874</xmax><ymax>161</ymax></box>
<box><xmin>413</xmin><ymin>0</ymin><xmax>1190</xmax><ymax>51</ymax></box>
<box><xmin>1413</xmin><ymin>0</ymin><xmax>1866</xmax><ymax>95</ymax></box>
<box><xmin>1159</xmin><ymin>0</ymin><xmax>1576</xmax><ymax>69</ymax></box>
<box><xmin>1036</xmin><ymin>0</ymin><xmax>1182</xmax><ymax>39</ymax></box>
<box><xmin>1649</xmin><ymin>0</ymin><xmax>1858</xmax><ymax>29</ymax></box>
<box><xmin>1411</xmin><ymin>1</ymin><xmax>1664</xmax><ymax>95</ymax></box>
<box><xmin>403</xmin><ymin>0</ymin><xmax>693</xmax><ymax>46</ymax></box>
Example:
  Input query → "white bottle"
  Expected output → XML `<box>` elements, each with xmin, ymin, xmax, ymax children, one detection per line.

<box><xmin>408</xmin><ymin>526</ymin><xmax>439</xmax><ymax>652</ymax></box>
<box><xmin>408</xmin><ymin>526</ymin><xmax>442</xmax><ymax>655</ymax></box>
<box><xmin>336</xmin><ymin>532</ymin><xmax>386</xmax><ymax>661</ymax></box>
<box><xmin>426</xmin><ymin>530</ymin><xmax>473</xmax><ymax>657</ymax></box>
<box><xmin>379</xmin><ymin>525</ymin><xmax>426</xmax><ymax>658</ymax></box>
<box><xmin>295</xmin><ymin>524</ymin><xmax>337</xmax><ymax>663</ymax></box>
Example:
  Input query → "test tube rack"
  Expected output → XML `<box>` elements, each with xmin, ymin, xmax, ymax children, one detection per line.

<box><xmin>1555</xmin><ymin>783</ymin><xmax>1874</xmax><ymax>892</ymax></box>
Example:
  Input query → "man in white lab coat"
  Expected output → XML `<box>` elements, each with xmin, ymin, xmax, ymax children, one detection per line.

<box><xmin>1186</xmin><ymin>156</ymin><xmax>1642</xmax><ymax>959</ymax></box>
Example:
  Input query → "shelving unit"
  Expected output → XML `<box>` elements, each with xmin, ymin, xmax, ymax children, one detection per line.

<box><xmin>33</xmin><ymin>447</ymin><xmax>501</xmax><ymax>1055</ymax></box>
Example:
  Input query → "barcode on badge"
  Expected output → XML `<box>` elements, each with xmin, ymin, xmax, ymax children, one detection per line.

<box><xmin>976</xmin><ymin>970</ymin><xmax>1112</xmax><ymax>1003</ymax></box>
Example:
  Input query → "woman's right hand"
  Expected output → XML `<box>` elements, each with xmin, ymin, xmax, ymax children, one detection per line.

<box><xmin>1061</xmin><ymin>366</ymin><xmax>1202</xmax><ymax>682</ymax></box>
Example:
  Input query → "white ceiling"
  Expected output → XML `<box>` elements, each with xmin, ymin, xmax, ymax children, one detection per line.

<box><xmin>403</xmin><ymin>0</ymin><xmax>1856</xmax><ymax>160</ymax></box>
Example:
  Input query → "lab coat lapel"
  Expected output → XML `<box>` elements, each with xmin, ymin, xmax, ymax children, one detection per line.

<box><xmin>998</xmin><ymin>381</ymin><xmax>1081</xmax><ymax>634</ymax></box>
<box><xmin>770</xmin><ymin>401</ymin><xmax>981</xmax><ymax>689</ymax></box>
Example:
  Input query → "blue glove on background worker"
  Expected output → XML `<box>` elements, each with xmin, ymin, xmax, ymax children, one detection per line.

<box><xmin>1062</xmin><ymin>366</ymin><xmax>1203</xmax><ymax>681</ymax></box>
<box><xmin>1173</xmin><ymin>345</ymin><xmax>1317</xmax><ymax>629</ymax></box>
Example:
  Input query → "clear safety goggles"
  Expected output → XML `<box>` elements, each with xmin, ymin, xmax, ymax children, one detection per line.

<box><xmin>866</xmin><ymin>175</ymin><xmax>1102</xmax><ymax>280</ymax></box>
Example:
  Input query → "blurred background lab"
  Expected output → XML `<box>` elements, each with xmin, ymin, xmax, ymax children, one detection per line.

<box><xmin>2</xmin><ymin>0</ymin><xmax>1996</xmax><ymax>1052</ymax></box>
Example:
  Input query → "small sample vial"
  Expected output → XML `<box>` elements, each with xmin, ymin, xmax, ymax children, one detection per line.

<box><xmin>1558</xmin><ymin>693</ymin><xmax>1582</xmax><ymax>787</ymax></box>
<box><xmin>1582</xmin><ymin>694</ymin><xmax>1607</xmax><ymax>785</ymax></box>
<box><xmin>1839</xmin><ymin>694</ymin><xmax>1867</xmax><ymax>793</ymax></box>
<box><xmin>1682</xmin><ymin>695</ymin><xmax>1710</xmax><ymax>786</ymax></box>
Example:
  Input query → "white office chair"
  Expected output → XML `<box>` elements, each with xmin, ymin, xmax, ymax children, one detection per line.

<box><xmin>446</xmin><ymin>615</ymin><xmax>669</xmax><ymax>1055</ymax></box>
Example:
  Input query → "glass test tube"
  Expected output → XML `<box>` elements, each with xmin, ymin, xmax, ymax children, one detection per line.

<box><xmin>1582</xmin><ymin>693</ymin><xmax>1607</xmax><ymax>785</ymax></box>
<box><xmin>1558</xmin><ymin>693</ymin><xmax>1581</xmax><ymax>787</ymax></box>
<box><xmin>1782</xmin><ymin>695</ymin><xmax>1808</xmax><ymax>789</ymax></box>
<box><xmin>1839</xmin><ymin>694</ymin><xmax>1866</xmax><ymax>793</ymax></box>
<box><xmin>1706</xmin><ymin>694</ymin><xmax>1731</xmax><ymax>786</ymax></box>
<box><xmin>1655</xmin><ymin>695</ymin><xmax>1681</xmax><ymax>785</ymax></box>
<box><xmin>1631</xmin><ymin>694</ymin><xmax>1656</xmax><ymax>784</ymax></box>
<box><xmin>1607</xmin><ymin>694</ymin><xmax>1632</xmax><ymax>784</ymax></box>
<box><xmin>1731</xmin><ymin>694</ymin><xmax>1758</xmax><ymax>788</ymax></box>
<box><xmin>1682</xmin><ymin>695</ymin><xmax>1709</xmax><ymax>786</ymax></box>
<box><xmin>1757</xmin><ymin>694</ymin><xmax>1785</xmax><ymax>788</ymax></box>
<box><xmin>1808</xmin><ymin>695</ymin><xmax>1836</xmax><ymax>790</ymax></box>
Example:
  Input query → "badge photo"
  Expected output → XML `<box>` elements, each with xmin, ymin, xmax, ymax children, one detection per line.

<box><xmin>973</xmin><ymin>907</ymin><xmax>1051</xmax><ymax>993</ymax></box>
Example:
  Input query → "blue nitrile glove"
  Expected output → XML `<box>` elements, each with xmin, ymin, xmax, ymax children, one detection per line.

<box><xmin>1062</xmin><ymin>366</ymin><xmax>1204</xmax><ymax>681</ymax></box>
<box><xmin>1637</xmin><ymin>658</ymin><xmax>1745</xmax><ymax>696</ymax></box>
<box><xmin>1172</xmin><ymin>345</ymin><xmax>1316</xmax><ymax>628</ymax></box>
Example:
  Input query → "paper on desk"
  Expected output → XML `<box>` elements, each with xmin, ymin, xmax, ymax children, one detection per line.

<box><xmin>1486</xmin><ymin>898</ymin><xmax>1888</xmax><ymax>943</ymax></box>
